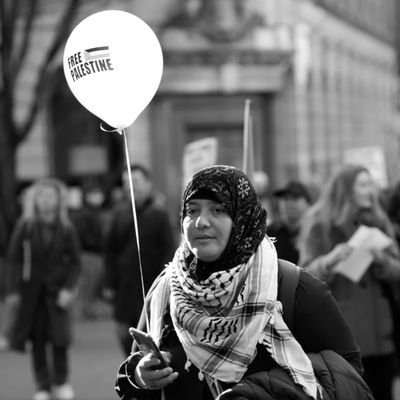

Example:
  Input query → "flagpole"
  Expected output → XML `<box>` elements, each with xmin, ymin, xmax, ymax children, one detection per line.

<box><xmin>243</xmin><ymin>99</ymin><xmax>254</xmax><ymax>182</ymax></box>
<box><xmin>243</xmin><ymin>99</ymin><xmax>251</xmax><ymax>174</ymax></box>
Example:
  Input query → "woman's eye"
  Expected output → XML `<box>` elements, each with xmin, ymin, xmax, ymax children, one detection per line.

<box><xmin>186</xmin><ymin>208</ymin><xmax>197</xmax><ymax>216</ymax></box>
<box><xmin>212</xmin><ymin>207</ymin><xmax>227</xmax><ymax>214</ymax></box>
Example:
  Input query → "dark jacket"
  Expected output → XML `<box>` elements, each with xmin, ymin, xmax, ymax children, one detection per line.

<box><xmin>104</xmin><ymin>196</ymin><xmax>176</xmax><ymax>325</ymax></box>
<box><xmin>217</xmin><ymin>350</ymin><xmax>374</xmax><ymax>400</ymax></box>
<box><xmin>115</xmin><ymin>266</ymin><xmax>362</xmax><ymax>400</ymax></box>
<box><xmin>0</xmin><ymin>211</ymin><xmax>9</xmax><ymax>298</ymax></box>
<box><xmin>6</xmin><ymin>218</ymin><xmax>81</xmax><ymax>350</ymax></box>
<box><xmin>267</xmin><ymin>223</ymin><xmax>300</xmax><ymax>264</ymax></box>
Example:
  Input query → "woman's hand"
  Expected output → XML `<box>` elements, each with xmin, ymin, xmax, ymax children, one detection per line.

<box><xmin>371</xmin><ymin>248</ymin><xmax>386</xmax><ymax>265</ymax></box>
<box><xmin>5</xmin><ymin>293</ymin><xmax>21</xmax><ymax>307</ymax></box>
<box><xmin>56</xmin><ymin>289</ymin><xmax>75</xmax><ymax>309</ymax></box>
<box><xmin>317</xmin><ymin>243</ymin><xmax>353</xmax><ymax>281</ymax></box>
<box><xmin>371</xmin><ymin>247</ymin><xmax>400</xmax><ymax>280</ymax></box>
<box><xmin>135</xmin><ymin>352</ymin><xmax>178</xmax><ymax>390</ymax></box>
<box><xmin>325</xmin><ymin>243</ymin><xmax>353</xmax><ymax>270</ymax></box>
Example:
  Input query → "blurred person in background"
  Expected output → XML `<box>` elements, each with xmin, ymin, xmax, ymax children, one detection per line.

<box><xmin>387</xmin><ymin>181</ymin><xmax>400</xmax><ymax>248</ymax></box>
<box><xmin>70</xmin><ymin>184</ymin><xmax>109</xmax><ymax>320</ymax></box>
<box><xmin>103</xmin><ymin>164</ymin><xmax>176</xmax><ymax>356</ymax></box>
<box><xmin>4</xmin><ymin>178</ymin><xmax>81</xmax><ymax>400</ymax></box>
<box><xmin>0</xmin><ymin>201</ymin><xmax>10</xmax><ymax>350</ymax></box>
<box><xmin>0</xmin><ymin>186</ymin><xmax>31</xmax><ymax>350</ymax></box>
<box><xmin>385</xmin><ymin>181</ymin><xmax>400</xmax><ymax>376</ymax></box>
<box><xmin>298</xmin><ymin>164</ymin><xmax>400</xmax><ymax>400</ymax></box>
<box><xmin>267</xmin><ymin>181</ymin><xmax>312</xmax><ymax>264</ymax></box>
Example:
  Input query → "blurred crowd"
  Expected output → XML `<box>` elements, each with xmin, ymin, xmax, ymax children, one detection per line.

<box><xmin>0</xmin><ymin>163</ymin><xmax>400</xmax><ymax>400</ymax></box>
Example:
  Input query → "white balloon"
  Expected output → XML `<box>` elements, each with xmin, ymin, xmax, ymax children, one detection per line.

<box><xmin>63</xmin><ymin>10</ymin><xmax>163</xmax><ymax>129</ymax></box>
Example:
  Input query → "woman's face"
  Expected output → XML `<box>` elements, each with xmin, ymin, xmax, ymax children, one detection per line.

<box><xmin>183</xmin><ymin>199</ymin><xmax>233</xmax><ymax>262</ymax></box>
<box><xmin>35</xmin><ymin>186</ymin><xmax>59</xmax><ymax>222</ymax></box>
<box><xmin>352</xmin><ymin>171</ymin><xmax>374</xmax><ymax>209</ymax></box>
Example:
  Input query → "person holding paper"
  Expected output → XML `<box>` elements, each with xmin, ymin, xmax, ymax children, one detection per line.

<box><xmin>299</xmin><ymin>164</ymin><xmax>400</xmax><ymax>400</ymax></box>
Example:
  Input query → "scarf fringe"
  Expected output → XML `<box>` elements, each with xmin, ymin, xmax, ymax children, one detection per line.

<box><xmin>185</xmin><ymin>358</ymin><xmax>205</xmax><ymax>382</ymax></box>
<box><xmin>184</xmin><ymin>359</ymin><xmax>192</xmax><ymax>372</ymax></box>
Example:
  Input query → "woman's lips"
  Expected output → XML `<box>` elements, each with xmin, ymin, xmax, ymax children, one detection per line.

<box><xmin>195</xmin><ymin>235</ymin><xmax>214</xmax><ymax>241</ymax></box>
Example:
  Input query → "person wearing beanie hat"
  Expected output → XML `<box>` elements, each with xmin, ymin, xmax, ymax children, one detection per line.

<box><xmin>267</xmin><ymin>181</ymin><xmax>312</xmax><ymax>264</ymax></box>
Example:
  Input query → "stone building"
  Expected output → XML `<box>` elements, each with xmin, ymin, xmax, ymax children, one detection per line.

<box><xmin>14</xmin><ymin>0</ymin><xmax>400</xmax><ymax>214</ymax></box>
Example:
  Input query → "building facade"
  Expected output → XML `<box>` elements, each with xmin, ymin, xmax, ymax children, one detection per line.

<box><xmin>14</xmin><ymin>0</ymin><xmax>400</xmax><ymax>214</ymax></box>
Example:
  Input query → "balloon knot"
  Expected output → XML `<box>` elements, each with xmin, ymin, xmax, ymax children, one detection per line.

<box><xmin>100</xmin><ymin>122</ymin><xmax>122</xmax><ymax>134</ymax></box>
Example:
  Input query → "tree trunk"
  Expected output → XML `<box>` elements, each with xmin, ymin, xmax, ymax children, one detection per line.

<box><xmin>0</xmin><ymin>99</ymin><xmax>18</xmax><ymax>230</ymax></box>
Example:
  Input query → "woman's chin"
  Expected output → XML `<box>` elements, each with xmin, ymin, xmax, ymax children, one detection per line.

<box><xmin>195</xmin><ymin>251</ymin><xmax>220</xmax><ymax>263</ymax></box>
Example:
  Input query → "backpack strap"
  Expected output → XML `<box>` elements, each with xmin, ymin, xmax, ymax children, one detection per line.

<box><xmin>278</xmin><ymin>259</ymin><xmax>301</xmax><ymax>332</ymax></box>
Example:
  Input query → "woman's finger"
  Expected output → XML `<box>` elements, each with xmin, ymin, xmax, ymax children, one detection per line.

<box><xmin>146</xmin><ymin>371</ymin><xmax>179</xmax><ymax>389</ymax></box>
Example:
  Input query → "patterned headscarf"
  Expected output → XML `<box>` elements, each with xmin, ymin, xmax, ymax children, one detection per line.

<box><xmin>181</xmin><ymin>165</ymin><xmax>267</xmax><ymax>279</ymax></box>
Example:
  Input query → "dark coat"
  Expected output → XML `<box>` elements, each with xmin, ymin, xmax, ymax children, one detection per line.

<box><xmin>6</xmin><ymin>218</ymin><xmax>81</xmax><ymax>351</ymax></box>
<box><xmin>217</xmin><ymin>350</ymin><xmax>374</xmax><ymax>400</ymax></box>
<box><xmin>267</xmin><ymin>222</ymin><xmax>300</xmax><ymax>264</ymax></box>
<box><xmin>104</xmin><ymin>197</ymin><xmax>176</xmax><ymax>325</ymax></box>
<box><xmin>0</xmin><ymin>211</ymin><xmax>9</xmax><ymax>298</ymax></box>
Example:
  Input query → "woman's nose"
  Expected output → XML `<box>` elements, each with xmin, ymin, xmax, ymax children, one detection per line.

<box><xmin>195</xmin><ymin>212</ymin><xmax>211</xmax><ymax>228</ymax></box>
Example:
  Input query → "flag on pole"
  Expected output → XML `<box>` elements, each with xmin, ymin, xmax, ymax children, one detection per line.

<box><xmin>243</xmin><ymin>99</ymin><xmax>255</xmax><ymax>183</ymax></box>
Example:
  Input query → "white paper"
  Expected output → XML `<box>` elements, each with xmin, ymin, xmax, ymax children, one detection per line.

<box><xmin>334</xmin><ymin>249</ymin><xmax>374</xmax><ymax>283</ymax></box>
<box><xmin>333</xmin><ymin>225</ymin><xmax>392</xmax><ymax>283</ymax></box>
<box><xmin>348</xmin><ymin>225</ymin><xmax>392</xmax><ymax>251</ymax></box>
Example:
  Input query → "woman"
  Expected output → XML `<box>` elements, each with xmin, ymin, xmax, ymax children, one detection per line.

<box><xmin>299</xmin><ymin>164</ymin><xmax>400</xmax><ymax>400</ymax></box>
<box><xmin>115</xmin><ymin>165</ymin><xmax>364</xmax><ymax>400</ymax></box>
<box><xmin>5</xmin><ymin>178</ymin><xmax>81</xmax><ymax>400</ymax></box>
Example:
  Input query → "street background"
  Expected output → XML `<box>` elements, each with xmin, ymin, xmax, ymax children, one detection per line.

<box><xmin>0</xmin><ymin>306</ymin><xmax>122</xmax><ymax>400</ymax></box>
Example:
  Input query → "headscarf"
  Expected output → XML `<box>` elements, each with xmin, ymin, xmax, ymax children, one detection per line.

<box><xmin>181</xmin><ymin>165</ymin><xmax>267</xmax><ymax>280</ymax></box>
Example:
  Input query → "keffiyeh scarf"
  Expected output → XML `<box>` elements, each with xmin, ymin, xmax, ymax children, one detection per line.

<box><xmin>165</xmin><ymin>237</ymin><xmax>320</xmax><ymax>399</ymax></box>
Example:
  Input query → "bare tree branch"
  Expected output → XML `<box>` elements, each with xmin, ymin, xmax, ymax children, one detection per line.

<box><xmin>0</xmin><ymin>1</ymin><xmax>6</xmax><ymax>54</ymax></box>
<box><xmin>0</xmin><ymin>1</ymin><xmax>8</xmax><ymax>83</ymax></box>
<box><xmin>46</xmin><ymin>0</ymin><xmax>81</xmax><ymax>62</ymax></box>
<box><xmin>0</xmin><ymin>0</ymin><xmax>83</xmax><ymax>225</ymax></box>
<box><xmin>1</xmin><ymin>0</ymin><xmax>16</xmax><ymax>43</ymax></box>
<box><xmin>17</xmin><ymin>0</ymin><xmax>82</xmax><ymax>142</ymax></box>
<box><xmin>0</xmin><ymin>0</ymin><xmax>15</xmax><ymax>79</ymax></box>
<box><xmin>1</xmin><ymin>0</ymin><xmax>19</xmax><ymax>60</ymax></box>
<box><xmin>12</xmin><ymin>0</ymin><xmax>40</xmax><ymax>77</ymax></box>
<box><xmin>0</xmin><ymin>0</ymin><xmax>19</xmax><ymax>139</ymax></box>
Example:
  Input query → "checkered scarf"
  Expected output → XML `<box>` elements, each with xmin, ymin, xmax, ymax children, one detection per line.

<box><xmin>165</xmin><ymin>237</ymin><xmax>320</xmax><ymax>399</ymax></box>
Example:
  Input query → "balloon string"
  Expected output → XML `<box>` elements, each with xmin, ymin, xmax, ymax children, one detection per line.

<box><xmin>121</xmin><ymin>128</ymin><xmax>150</xmax><ymax>332</ymax></box>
